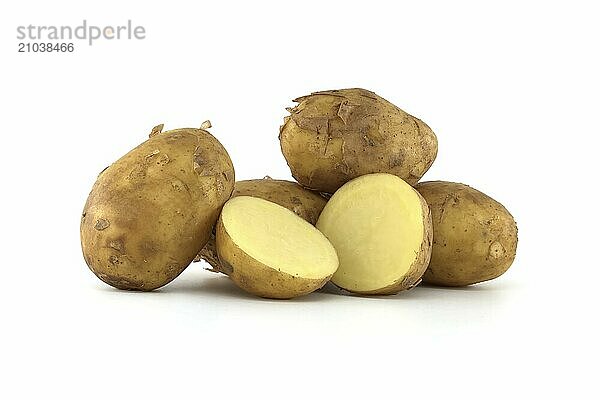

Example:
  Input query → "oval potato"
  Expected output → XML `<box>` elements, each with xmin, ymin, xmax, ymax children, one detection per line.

<box><xmin>279</xmin><ymin>88</ymin><xmax>438</xmax><ymax>193</ymax></box>
<box><xmin>81</xmin><ymin>124</ymin><xmax>235</xmax><ymax>291</ymax></box>
<box><xmin>416</xmin><ymin>181</ymin><xmax>518</xmax><ymax>286</ymax></box>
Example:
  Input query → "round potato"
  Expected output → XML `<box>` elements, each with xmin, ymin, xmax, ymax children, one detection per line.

<box><xmin>279</xmin><ymin>88</ymin><xmax>438</xmax><ymax>193</ymax></box>
<box><xmin>81</xmin><ymin>123</ymin><xmax>235</xmax><ymax>291</ymax></box>
<box><xmin>216</xmin><ymin>196</ymin><xmax>338</xmax><ymax>299</ymax></box>
<box><xmin>416</xmin><ymin>181</ymin><xmax>518</xmax><ymax>286</ymax></box>
<box><xmin>195</xmin><ymin>177</ymin><xmax>327</xmax><ymax>270</ymax></box>
<box><xmin>317</xmin><ymin>173</ymin><xmax>432</xmax><ymax>295</ymax></box>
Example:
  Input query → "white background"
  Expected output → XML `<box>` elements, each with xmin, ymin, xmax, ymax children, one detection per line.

<box><xmin>1</xmin><ymin>1</ymin><xmax>598</xmax><ymax>398</ymax></box>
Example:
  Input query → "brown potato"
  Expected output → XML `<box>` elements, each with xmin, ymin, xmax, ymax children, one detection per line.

<box><xmin>279</xmin><ymin>88</ymin><xmax>438</xmax><ymax>193</ymax></box>
<box><xmin>416</xmin><ymin>181</ymin><xmax>518</xmax><ymax>286</ymax></box>
<box><xmin>195</xmin><ymin>178</ymin><xmax>327</xmax><ymax>271</ymax></box>
<box><xmin>80</xmin><ymin>123</ymin><xmax>234</xmax><ymax>291</ymax></box>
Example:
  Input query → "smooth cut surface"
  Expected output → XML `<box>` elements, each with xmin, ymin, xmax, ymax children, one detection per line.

<box><xmin>221</xmin><ymin>196</ymin><xmax>338</xmax><ymax>279</ymax></box>
<box><xmin>317</xmin><ymin>174</ymin><xmax>425</xmax><ymax>292</ymax></box>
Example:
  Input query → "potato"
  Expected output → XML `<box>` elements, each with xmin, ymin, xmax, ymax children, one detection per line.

<box><xmin>316</xmin><ymin>173</ymin><xmax>432</xmax><ymax>295</ymax></box>
<box><xmin>232</xmin><ymin>178</ymin><xmax>327</xmax><ymax>224</ymax></box>
<box><xmin>216</xmin><ymin>196</ymin><xmax>338</xmax><ymax>299</ymax></box>
<box><xmin>279</xmin><ymin>88</ymin><xmax>438</xmax><ymax>193</ymax></box>
<box><xmin>415</xmin><ymin>181</ymin><xmax>518</xmax><ymax>286</ymax></box>
<box><xmin>80</xmin><ymin>123</ymin><xmax>235</xmax><ymax>291</ymax></box>
<box><xmin>195</xmin><ymin>177</ymin><xmax>327</xmax><ymax>270</ymax></box>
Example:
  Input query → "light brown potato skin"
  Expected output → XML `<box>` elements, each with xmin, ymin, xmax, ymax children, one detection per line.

<box><xmin>81</xmin><ymin>125</ymin><xmax>235</xmax><ymax>291</ymax></box>
<box><xmin>215</xmin><ymin>215</ymin><xmax>332</xmax><ymax>299</ymax></box>
<box><xmin>416</xmin><ymin>181</ymin><xmax>517</xmax><ymax>286</ymax></box>
<box><xmin>196</xmin><ymin>178</ymin><xmax>327</xmax><ymax>271</ymax></box>
<box><xmin>279</xmin><ymin>88</ymin><xmax>438</xmax><ymax>193</ymax></box>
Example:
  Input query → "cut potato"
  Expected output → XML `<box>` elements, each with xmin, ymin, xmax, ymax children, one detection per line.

<box><xmin>216</xmin><ymin>196</ymin><xmax>339</xmax><ymax>299</ymax></box>
<box><xmin>195</xmin><ymin>177</ymin><xmax>327</xmax><ymax>271</ymax></box>
<box><xmin>317</xmin><ymin>173</ymin><xmax>432</xmax><ymax>294</ymax></box>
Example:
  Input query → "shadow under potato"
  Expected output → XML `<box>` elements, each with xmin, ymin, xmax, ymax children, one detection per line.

<box><xmin>417</xmin><ymin>281</ymin><xmax>502</xmax><ymax>292</ymax></box>
<box><xmin>95</xmin><ymin>268</ymin><xmax>504</xmax><ymax>300</ymax></box>
<box><xmin>318</xmin><ymin>281</ymin><xmax>426</xmax><ymax>300</ymax></box>
<box><xmin>164</xmin><ymin>274</ymin><xmax>339</xmax><ymax>303</ymax></box>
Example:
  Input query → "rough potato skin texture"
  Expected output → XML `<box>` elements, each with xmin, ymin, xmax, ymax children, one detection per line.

<box><xmin>215</xmin><ymin>215</ymin><xmax>332</xmax><ymax>299</ymax></box>
<box><xmin>279</xmin><ymin>88</ymin><xmax>438</xmax><ymax>193</ymax></box>
<box><xmin>80</xmin><ymin>126</ymin><xmax>235</xmax><ymax>291</ymax></box>
<box><xmin>351</xmin><ymin>193</ymin><xmax>433</xmax><ymax>295</ymax></box>
<box><xmin>416</xmin><ymin>181</ymin><xmax>518</xmax><ymax>286</ymax></box>
<box><xmin>195</xmin><ymin>178</ymin><xmax>327</xmax><ymax>270</ymax></box>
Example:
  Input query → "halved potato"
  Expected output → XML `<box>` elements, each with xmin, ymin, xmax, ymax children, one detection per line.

<box><xmin>195</xmin><ymin>177</ymin><xmax>327</xmax><ymax>270</ymax></box>
<box><xmin>316</xmin><ymin>173</ymin><xmax>432</xmax><ymax>294</ymax></box>
<box><xmin>216</xmin><ymin>196</ymin><xmax>339</xmax><ymax>299</ymax></box>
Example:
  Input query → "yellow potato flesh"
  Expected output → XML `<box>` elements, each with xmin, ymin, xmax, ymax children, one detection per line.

<box><xmin>317</xmin><ymin>174</ymin><xmax>426</xmax><ymax>292</ymax></box>
<box><xmin>221</xmin><ymin>196</ymin><xmax>338</xmax><ymax>279</ymax></box>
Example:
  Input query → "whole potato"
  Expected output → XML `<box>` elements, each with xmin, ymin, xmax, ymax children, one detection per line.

<box><xmin>81</xmin><ymin>123</ymin><xmax>235</xmax><ymax>291</ymax></box>
<box><xmin>415</xmin><ymin>181</ymin><xmax>517</xmax><ymax>286</ymax></box>
<box><xmin>279</xmin><ymin>88</ymin><xmax>438</xmax><ymax>193</ymax></box>
<box><xmin>196</xmin><ymin>177</ymin><xmax>327</xmax><ymax>271</ymax></box>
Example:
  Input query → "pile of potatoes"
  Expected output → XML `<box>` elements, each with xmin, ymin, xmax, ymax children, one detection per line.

<box><xmin>81</xmin><ymin>89</ymin><xmax>517</xmax><ymax>298</ymax></box>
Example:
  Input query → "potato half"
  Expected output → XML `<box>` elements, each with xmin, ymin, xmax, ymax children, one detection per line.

<box><xmin>216</xmin><ymin>196</ymin><xmax>338</xmax><ymax>299</ymax></box>
<box><xmin>316</xmin><ymin>173</ymin><xmax>432</xmax><ymax>295</ymax></box>
<box><xmin>416</xmin><ymin>181</ymin><xmax>518</xmax><ymax>286</ymax></box>
<box><xmin>196</xmin><ymin>177</ymin><xmax>327</xmax><ymax>270</ymax></box>
<box><xmin>81</xmin><ymin>123</ymin><xmax>234</xmax><ymax>291</ymax></box>
<box><xmin>280</xmin><ymin>88</ymin><xmax>438</xmax><ymax>193</ymax></box>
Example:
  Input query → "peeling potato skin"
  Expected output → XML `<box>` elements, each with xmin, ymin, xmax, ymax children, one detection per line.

<box><xmin>416</xmin><ymin>181</ymin><xmax>518</xmax><ymax>286</ymax></box>
<box><xmin>80</xmin><ymin>127</ymin><xmax>235</xmax><ymax>291</ymax></box>
<box><xmin>195</xmin><ymin>178</ymin><xmax>327</xmax><ymax>271</ymax></box>
<box><xmin>279</xmin><ymin>88</ymin><xmax>438</xmax><ymax>193</ymax></box>
<box><xmin>215</xmin><ymin>215</ymin><xmax>331</xmax><ymax>299</ymax></box>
